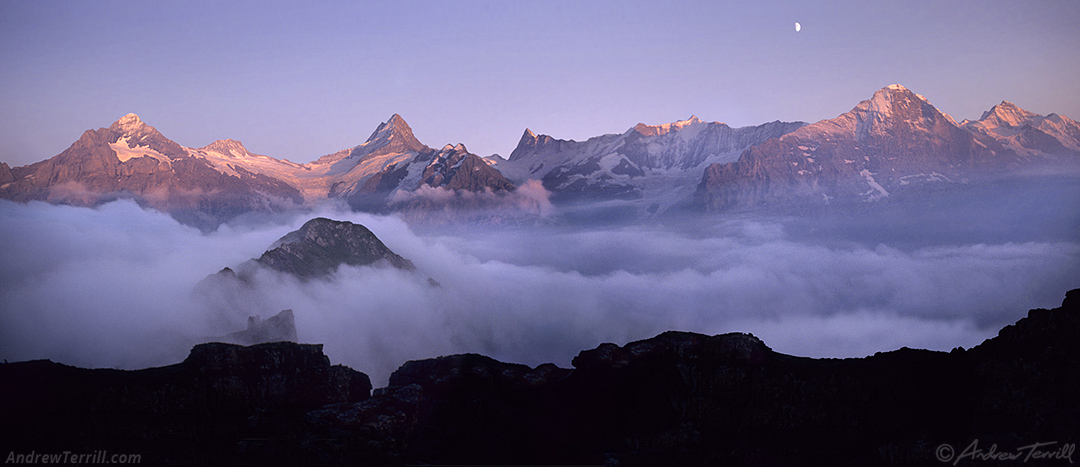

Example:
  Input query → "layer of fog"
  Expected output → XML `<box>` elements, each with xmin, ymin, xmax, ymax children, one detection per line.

<box><xmin>1</xmin><ymin>197</ymin><xmax>1078</xmax><ymax>386</ymax></box>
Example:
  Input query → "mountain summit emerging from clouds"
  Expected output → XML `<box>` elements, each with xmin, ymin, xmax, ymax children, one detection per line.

<box><xmin>1</xmin><ymin>86</ymin><xmax>1077</xmax><ymax>227</ymax></box>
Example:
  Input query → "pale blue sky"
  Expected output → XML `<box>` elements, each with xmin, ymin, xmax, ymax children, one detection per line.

<box><xmin>1</xmin><ymin>0</ymin><xmax>1077</xmax><ymax>166</ymax></box>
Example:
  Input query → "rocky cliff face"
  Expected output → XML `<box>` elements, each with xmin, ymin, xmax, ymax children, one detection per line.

<box><xmin>0</xmin><ymin>161</ymin><xmax>14</xmax><ymax>185</ymax></box>
<box><xmin>3</xmin><ymin>289</ymin><xmax>1076</xmax><ymax>465</ymax></box>
<box><xmin>697</xmin><ymin>85</ymin><xmax>1080</xmax><ymax>211</ymax></box>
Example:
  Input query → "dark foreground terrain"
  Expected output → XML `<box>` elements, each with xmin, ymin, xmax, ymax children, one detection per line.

<box><xmin>2</xmin><ymin>290</ymin><xmax>1078</xmax><ymax>466</ymax></box>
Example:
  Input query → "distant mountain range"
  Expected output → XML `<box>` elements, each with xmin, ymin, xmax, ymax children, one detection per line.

<box><xmin>2</xmin><ymin>85</ymin><xmax>1077</xmax><ymax>227</ymax></box>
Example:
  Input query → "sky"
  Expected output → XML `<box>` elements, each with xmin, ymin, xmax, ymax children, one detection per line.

<box><xmin>1</xmin><ymin>0</ymin><xmax>1078</xmax><ymax>167</ymax></box>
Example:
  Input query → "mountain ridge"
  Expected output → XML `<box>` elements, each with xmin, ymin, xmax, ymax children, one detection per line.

<box><xmin>2</xmin><ymin>86</ymin><xmax>1077</xmax><ymax>225</ymax></box>
<box><xmin>696</xmin><ymin>84</ymin><xmax>1079</xmax><ymax>211</ymax></box>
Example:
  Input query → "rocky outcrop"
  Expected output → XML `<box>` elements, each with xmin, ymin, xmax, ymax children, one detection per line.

<box><xmin>304</xmin><ymin>290</ymin><xmax>1080</xmax><ymax>466</ymax></box>
<box><xmin>5</xmin><ymin>289</ymin><xmax>1077</xmax><ymax>465</ymax></box>
<box><xmin>256</xmin><ymin>217</ymin><xmax>414</xmax><ymax>278</ymax></box>
<box><xmin>221</xmin><ymin>309</ymin><xmax>298</xmax><ymax>345</ymax></box>
<box><xmin>2</xmin><ymin>290</ymin><xmax>1078</xmax><ymax>465</ymax></box>
<box><xmin>0</xmin><ymin>342</ymin><xmax>370</xmax><ymax>465</ymax></box>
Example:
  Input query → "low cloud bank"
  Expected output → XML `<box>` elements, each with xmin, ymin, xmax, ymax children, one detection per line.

<box><xmin>1</xmin><ymin>199</ymin><xmax>1077</xmax><ymax>385</ymax></box>
<box><xmin>387</xmin><ymin>179</ymin><xmax>555</xmax><ymax>222</ymax></box>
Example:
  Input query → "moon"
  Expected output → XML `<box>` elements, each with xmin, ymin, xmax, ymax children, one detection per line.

<box><xmin>795</xmin><ymin>22</ymin><xmax>801</xmax><ymax>32</ymax></box>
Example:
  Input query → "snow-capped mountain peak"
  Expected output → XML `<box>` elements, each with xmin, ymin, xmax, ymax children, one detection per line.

<box><xmin>978</xmin><ymin>101</ymin><xmax>1039</xmax><ymax>127</ymax></box>
<box><xmin>365</xmin><ymin>114</ymin><xmax>420</xmax><ymax>147</ymax></box>
<box><xmin>201</xmin><ymin>139</ymin><xmax>253</xmax><ymax>157</ymax></box>
<box><xmin>111</xmin><ymin>113</ymin><xmax>146</xmax><ymax>133</ymax></box>
<box><xmin>851</xmin><ymin>84</ymin><xmax>957</xmax><ymax>139</ymax></box>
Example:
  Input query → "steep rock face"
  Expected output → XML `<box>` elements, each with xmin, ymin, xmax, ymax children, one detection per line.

<box><xmin>256</xmin><ymin>217</ymin><xmax>415</xmax><ymax>278</ymax></box>
<box><xmin>697</xmin><ymin>85</ymin><xmax>1006</xmax><ymax>210</ymax></box>
<box><xmin>0</xmin><ymin>114</ymin><xmax>303</xmax><ymax>229</ymax></box>
<box><xmin>0</xmin><ymin>161</ymin><xmax>13</xmax><ymax>185</ymax></box>
<box><xmin>0</xmin><ymin>342</ymin><xmax>370</xmax><ymax>465</ymax></box>
<box><xmin>499</xmin><ymin>117</ymin><xmax>805</xmax><ymax>210</ymax></box>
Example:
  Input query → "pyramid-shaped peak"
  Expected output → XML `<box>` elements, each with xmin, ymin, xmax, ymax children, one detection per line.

<box><xmin>860</xmin><ymin>84</ymin><xmax>936</xmax><ymax>115</ymax></box>
<box><xmin>366</xmin><ymin>114</ymin><xmax>417</xmax><ymax>142</ymax></box>
<box><xmin>979</xmin><ymin>100</ymin><xmax>1038</xmax><ymax>125</ymax></box>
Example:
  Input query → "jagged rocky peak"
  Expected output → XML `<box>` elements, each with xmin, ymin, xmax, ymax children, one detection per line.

<box><xmin>363</xmin><ymin>113</ymin><xmax>426</xmax><ymax>153</ymax></box>
<box><xmin>257</xmin><ymin>217</ymin><xmax>415</xmax><ymax>278</ymax></box>
<box><xmin>440</xmin><ymin>142</ymin><xmax>468</xmax><ymax>153</ymax></box>
<box><xmin>508</xmin><ymin>127</ymin><xmax>563</xmax><ymax>161</ymax></box>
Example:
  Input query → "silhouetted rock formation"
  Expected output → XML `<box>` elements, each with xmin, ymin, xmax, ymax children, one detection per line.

<box><xmin>221</xmin><ymin>308</ymin><xmax>298</xmax><ymax>345</ymax></box>
<box><xmin>2</xmin><ymin>290</ymin><xmax>1077</xmax><ymax>465</ymax></box>
<box><xmin>0</xmin><ymin>342</ymin><xmax>370</xmax><ymax>465</ymax></box>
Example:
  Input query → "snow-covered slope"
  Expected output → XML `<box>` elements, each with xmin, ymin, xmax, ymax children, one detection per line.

<box><xmin>961</xmin><ymin>101</ymin><xmax>1080</xmax><ymax>158</ymax></box>
<box><xmin>697</xmin><ymin>85</ymin><xmax>1080</xmax><ymax>211</ymax></box>
<box><xmin>496</xmin><ymin>116</ymin><xmax>805</xmax><ymax>212</ymax></box>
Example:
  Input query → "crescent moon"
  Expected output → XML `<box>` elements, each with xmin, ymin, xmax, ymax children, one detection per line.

<box><xmin>795</xmin><ymin>22</ymin><xmax>801</xmax><ymax>32</ymax></box>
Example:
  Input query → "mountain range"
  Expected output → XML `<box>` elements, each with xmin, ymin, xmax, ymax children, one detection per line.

<box><xmin>2</xmin><ymin>85</ymin><xmax>1077</xmax><ymax>227</ymax></box>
